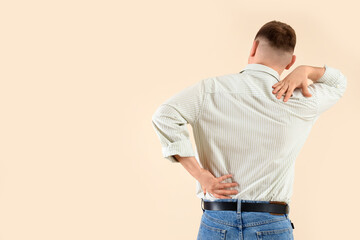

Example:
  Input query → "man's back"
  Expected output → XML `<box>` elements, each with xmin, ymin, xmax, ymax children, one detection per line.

<box><xmin>151</xmin><ymin>63</ymin><xmax>347</xmax><ymax>205</ymax></box>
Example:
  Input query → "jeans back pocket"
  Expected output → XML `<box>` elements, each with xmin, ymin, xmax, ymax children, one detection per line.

<box><xmin>197</xmin><ymin>221</ymin><xmax>227</xmax><ymax>240</ymax></box>
<box><xmin>256</xmin><ymin>227</ymin><xmax>293</xmax><ymax>240</ymax></box>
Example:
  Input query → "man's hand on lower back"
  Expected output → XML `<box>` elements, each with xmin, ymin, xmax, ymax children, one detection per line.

<box><xmin>198</xmin><ymin>169</ymin><xmax>239</xmax><ymax>199</ymax></box>
<box><xmin>173</xmin><ymin>155</ymin><xmax>239</xmax><ymax>199</ymax></box>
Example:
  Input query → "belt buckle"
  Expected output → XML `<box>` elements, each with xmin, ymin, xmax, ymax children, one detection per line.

<box><xmin>269</xmin><ymin>201</ymin><xmax>288</xmax><ymax>216</ymax></box>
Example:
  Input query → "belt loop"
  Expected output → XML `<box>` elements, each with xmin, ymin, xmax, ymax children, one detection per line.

<box><xmin>237</xmin><ymin>199</ymin><xmax>242</xmax><ymax>214</ymax></box>
<box><xmin>201</xmin><ymin>198</ymin><xmax>205</xmax><ymax>212</ymax></box>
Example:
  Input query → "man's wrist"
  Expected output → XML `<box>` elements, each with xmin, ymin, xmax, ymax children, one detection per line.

<box><xmin>174</xmin><ymin>155</ymin><xmax>204</xmax><ymax>180</ymax></box>
<box><xmin>194</xmin><ymin>167</ymin><xmax>205</xmax><ymax>180</ymax></box>
<box><xmin>302</xmin><ymin>65</ymin><xmax>326</xmax><ymax>82</ymax></box>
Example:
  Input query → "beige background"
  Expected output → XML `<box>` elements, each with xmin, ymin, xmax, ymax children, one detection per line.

<box><xmin>0</xmin><ymin>1</ymin><xmax>359</xmax><ymax>239</ymax></box>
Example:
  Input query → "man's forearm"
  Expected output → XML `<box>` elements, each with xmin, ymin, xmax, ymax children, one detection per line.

<box><xmin>173</xmin><ymin>155</ymin><xmax>203</xmax><ymax>180</ymax></box>
<box><xmin>303</xmin><ymin>65</ymin><xmax>326</xmax><ymax>82</ymax></box>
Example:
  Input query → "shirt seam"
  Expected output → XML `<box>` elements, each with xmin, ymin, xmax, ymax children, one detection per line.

<box><xmin>193</xmin><ymin>90</ymin><xmax>208</xmax><ymax>125</ymax></box>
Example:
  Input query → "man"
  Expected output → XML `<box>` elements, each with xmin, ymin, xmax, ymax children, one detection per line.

<box><xmin>151</xmin><ymin>20</ymin><xmax>347</xmax><ymax>239</ymax></box>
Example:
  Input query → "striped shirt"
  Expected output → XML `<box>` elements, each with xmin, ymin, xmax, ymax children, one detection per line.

<box><xmin>151</xmin><ymin>63</ymin><xmax>347</xmax><ymax>204</ymax></box>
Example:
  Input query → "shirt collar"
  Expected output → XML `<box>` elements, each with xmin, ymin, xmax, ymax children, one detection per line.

<box><xmin>239</xmin><ymin>63</ymin><xmax>280</xmax><ymax>82</ymax></box>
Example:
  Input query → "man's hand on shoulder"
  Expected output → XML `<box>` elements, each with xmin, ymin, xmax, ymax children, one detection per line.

<box><xmin>272</xmin><ymin>65</ymin><xmax>313</xmax><ymax>102</ymax></box>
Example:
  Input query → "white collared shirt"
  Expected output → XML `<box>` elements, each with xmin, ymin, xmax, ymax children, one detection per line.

<box><xmin>151</xmin><ymin>63</ymin><xmax>347</xmax><ymax>204</ymax></box>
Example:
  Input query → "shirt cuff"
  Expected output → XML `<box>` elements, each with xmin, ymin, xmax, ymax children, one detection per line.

<box><xmin>162</xmin><ymin>139</ymin><xmax>195</xmax><ymax>163</ymax></box>
<box><xmin>315</xmin><ymin>64</ymin><xmax>342</xmax><ymax>87</ymax></box>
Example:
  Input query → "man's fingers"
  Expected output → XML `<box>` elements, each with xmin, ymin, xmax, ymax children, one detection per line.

<box><xmin>217</xmin><ymin>174</ymin><xmax>233</xmax><ymax>182</ymax></box>
<box><xmin>283</xmin><ymin>87</ymin><xmax>294</xmax><ymax>102</ymax></box>
<box><xmin>272</xmin><ymin>80</ymin><xmax>283</xmax><ymax>88</ymax></box>
<box><xmin>272</xmin><ymin>81</ymin><xmax>285</xmax><ymax>94</ymax></box>
<box><xmin>272</xmin><ymin>82</ymin><xmax>280</xmax><ymax>88</ymax></box>
<box><xmin>302</xmin><ymin>85</ymin><xmax>312</xmax><ymax>97</ymax></box>
<box><xmin>213</xmin><ymin>189</ymin><xmax>238</xmax><ymax>195</ymax></box>
<box><xmin>218</xmin><ymin>182</ymin><xmax>238</xmax><ymax>189</ymax></box>
<box><xmin>208</xmin><ymin>182</ymin><xmax>239</xmax><ymax>198</ymax></box>
<box><xmin>276</xmin><ymin>84</ymin><xmax>289</xmax><ymax>99</ymax></box>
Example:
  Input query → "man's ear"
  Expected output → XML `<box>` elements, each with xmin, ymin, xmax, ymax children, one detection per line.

<box><xmin>249</xmin><ymin>40</ymin><xmax>259</xmax><ymax>57</ymax></box>
<box><xmin>285</xmin><ymin>54</ymin><xmax>296</xmax><ymax>70</ymax></box>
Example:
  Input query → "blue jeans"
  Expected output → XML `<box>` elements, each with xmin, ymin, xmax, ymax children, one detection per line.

<box><xmin>197</xmin><ymin>199</ymin><xmax>294</xmax><ymax>240</ymax></box>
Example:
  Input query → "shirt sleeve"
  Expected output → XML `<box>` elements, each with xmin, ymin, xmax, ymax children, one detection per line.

<box><xmin>151</xmin><ymin>79</ymin><xmax>206</xmax><ymax>163</ymax></box>
<box><xmin>307</xmin><ymin>64</ymin><xmax>348</xmax><ymax>115</ymax></box>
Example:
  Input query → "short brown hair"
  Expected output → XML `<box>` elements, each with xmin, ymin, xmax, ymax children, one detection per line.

<box><xmin>254</xmin><ymin>20</ymin><xmax>296</xmax><ymax>53</ymax></box>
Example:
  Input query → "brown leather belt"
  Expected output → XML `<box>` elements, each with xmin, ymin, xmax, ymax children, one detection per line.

<box><xmin>202</xmin><ymin>199</ymin><xmax>289</xmax><ymax>215</ymax></box>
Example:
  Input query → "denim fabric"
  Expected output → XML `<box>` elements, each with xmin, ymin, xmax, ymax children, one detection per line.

<box><xmin>197</xmin><ymin>199</ymin><xmax>294</xmax><ymax>240</ymax></box>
